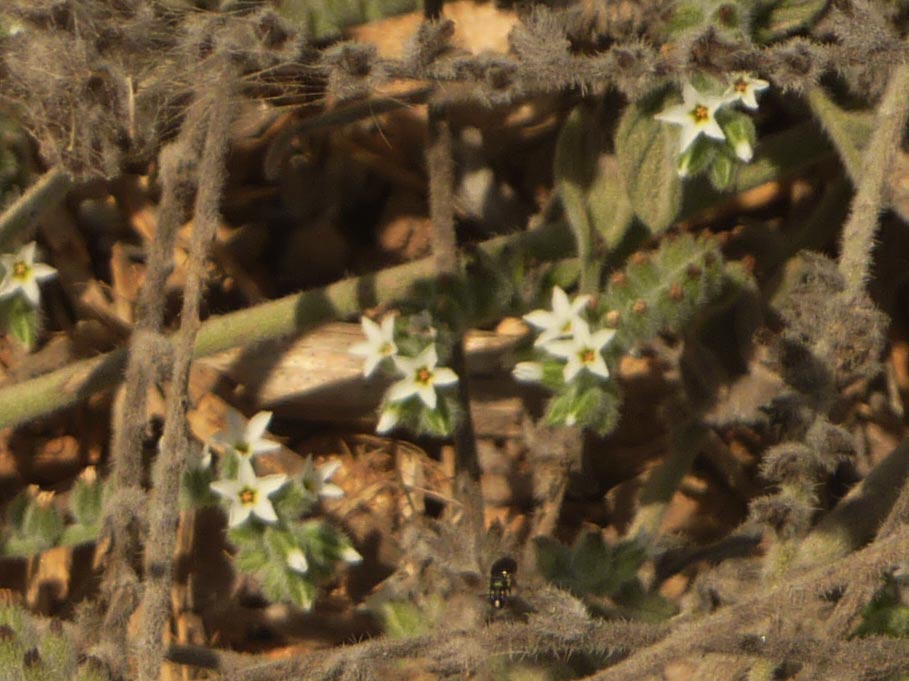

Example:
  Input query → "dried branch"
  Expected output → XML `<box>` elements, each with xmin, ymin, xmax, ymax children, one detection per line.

<box><xmin>223</xmin><ymin>611</ymin><xmax>667</xmax><ymax>681</ymax></box>
<box><xmin>585</xmin><ymin>525</ymin><xmax>909</xmax><ymax>680</ymax></box>
<box><xmin>95</xmin><ymin>66</ymin><xmax>210</xmax><ymax>680</ymax></box>
<box><xmin>137</xmin><ymin>63</ymin><xmax>234</xmax><ymax>681</ymax></box>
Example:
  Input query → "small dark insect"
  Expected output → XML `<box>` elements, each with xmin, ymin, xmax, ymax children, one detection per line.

<box><xmin>488</xmin><ymin>556</ymin><xmax>517</xmax><ymax>609</ymax></box>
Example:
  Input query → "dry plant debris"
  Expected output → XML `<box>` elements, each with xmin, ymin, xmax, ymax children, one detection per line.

<box><xmin>0</xmin><ymin>0</ymin><xmax>908</xmax><ymax>680</ymax></box>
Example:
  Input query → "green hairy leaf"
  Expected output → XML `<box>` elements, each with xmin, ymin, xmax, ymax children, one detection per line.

<box><xmin>616</xmin><ymin>95</ymin><xmax>683</xmax><ymax>235</ymax></box>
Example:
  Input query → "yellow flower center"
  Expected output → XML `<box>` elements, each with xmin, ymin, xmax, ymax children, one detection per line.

<box><xmin>580</xmin><ymin>349</ymin><xmax>596</xmax><ymax>364</ymax></box>
<box><xmin>239</xmin><ymin>488</ymin><xmax>257</xmax><ymax>506</ymax></box>
<box><xmin>561</xmin><ymin>320</ymin><xmax>572</xmax><ymax>333</ymax></box>
<box><xmin>692</xmin><ymin>104</ymin><xmax>709</xmax><ymax>123</ymax></box>
<box><xmin>380</xmin><ymin>342</ymin><xmax>394</xmax><ymax>356</ymax></box>
<box><xmin>735</xmin><ymin>78</ymin><xmax>748</xmax><ymax>93</ymax></box>
<box><xmin>416</xmin><ymin>367</ymin><xmax>432</xmax><ymax>384</ymax></box>
<box><xmin>12</xmin><ymin>261</ymin><xmax>29</xmax><ymax>280</ymax></box>
<box><xmin>235</xmin><ymin>442</ymin><xmax>250</xmax><ymax>456</ymax></box>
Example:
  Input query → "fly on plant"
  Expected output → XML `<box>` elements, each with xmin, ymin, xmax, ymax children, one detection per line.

<box><xmin>488</xmin><ymin>556</ymin><xmax>517</xmax><ymax>609</ymax></box>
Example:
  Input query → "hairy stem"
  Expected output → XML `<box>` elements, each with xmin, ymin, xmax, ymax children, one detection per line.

<box><xmin>97</xmin><ymin>85</ymin><xmax>209</xmax><ymax>677</ymax></box>
<box><xmin>0</xmin><ymin>220</ymin><xmax>572</xmax><ymax>430</ymax></box>
<box><xmin>0</xmin><ymin>119</ymin><xmax>835</xmax><ymax>431</ymax></box>
<box><xmin>627</xmin><ymin>420</ymin><xmax>705</xmax><ymax>543</ymax></box>
<box><xmin>137</xmin><ymin>72</ymin><xmax>233</xmax><ymax>681</ymax></box>
<box><xmin>0</xmin><ymin>166</ymin><xmax>72</xmax><ymax>251</ymax></box>
<box><xmin>838</xmin><ymin>63</ymin><xmax>909</xmax><ymax>296</ymax></box>
<box><xmin>793</xmin><ymin>437</ymin><xmax>909</xmax><ymax>569</ymax></box>
<box><xmin>426</xmin><ymin>100</ymin><xmax>484</xmax><ymax>548</ymax></box>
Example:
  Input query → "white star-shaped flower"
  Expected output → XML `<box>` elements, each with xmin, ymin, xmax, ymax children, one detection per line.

<box><xmin>299</xmin><ymin>455</ymin><xmax>345</xmax><ymax>501</ymax></box>
<box><xmin>724</xmin><ymin>73</ymin><xmax>769</xmax><ymax>110</ymax></box>
<box><xmin>349</xmin><ymin>315</ymin><xmax>398</xmax><ymax>377</ymax></box>
<box><xmin>0</xmin><ymin>242</ymin><xmax>57</xmax><ymax>307</ymax></box>
<box><xmin>545</xmin><ymin>319</ymin><xmax>616</xmax><ymax>383</ymax></box>
<box><xmin>655</xmin><ymin>82</ymin><xmax>727</xmax><ymax>153</ymax></box>
<box><xmin>388</xmin><ymin>344</ymin><xmax>458</xmax><ymax>410</ymax></box>
<box><xmin>210</xmin><ymin>459</ymin><xmax>287</xmax><ymax>527</ymax></box>
<box><xmin>286</xmin><ymin>548</ymin><xmax>309</xmax><ymax>574</ymax></box>
<box><xmin>210</xmin><ymin>408</ymin><xmax>281</xmax><ymax>460</ymax></box>
<box><xmin>523</xmin><ymin>286</ymin><xmax>592</xmax><ymax>348</ymax></box>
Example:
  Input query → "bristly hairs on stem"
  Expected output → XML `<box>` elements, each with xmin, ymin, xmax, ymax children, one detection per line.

<box><xmin>136</xmin><ymin>58</ymin><xmax>236</xmax><ymax>681</ymax></box>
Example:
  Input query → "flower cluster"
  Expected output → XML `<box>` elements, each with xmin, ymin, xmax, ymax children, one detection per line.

<box><xmin>350</xmin><ymin>314</ymin><xmax>460</xmax><ymax>436</ymax></box>
<box><xmin>655</xmin><ymin>73</ymin><xmax>769</xmax><ymax>182</ymax></box>
<box><xmin>514</xmin><ymin>286</ymin><xmax>619</xmax><ymax>431</ymax></box>
<box><xmin>183</xmin><ymin>408</ymin><xmax>360</xmax><ymax>609</ymax></box>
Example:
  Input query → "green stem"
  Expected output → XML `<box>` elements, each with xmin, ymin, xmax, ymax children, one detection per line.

<box><xmin>0</xmin><ymin>166</ymin><xmax>72</xmax><ymax>250</ymax></box>
<box><xmin>805</xmin><ymin>87</ymin><xmax>872</xmax><ymax>184</ymax></box>
<box><xmin>0</xmin><ymin>120</ymin><xmax>838</xmax><ymax>431</ymax></box>
<box><xmin>0</xmin><ymin>222</ymin><xmax>571</xmax><ymax>430</ymax></box>
<box><xmin>837</xmin><ymin>63</ymin><xmax>909</xmax><ymax>297</ymax></box>
<box><xmin>627</xmin><ymin>420</ymin><xmax>705</xmax><ymax>543</ymax></box>
<box><xmin>793</xmin><ymin>437</ymin><xmax>909</xmax><ymax>569</ymax></box>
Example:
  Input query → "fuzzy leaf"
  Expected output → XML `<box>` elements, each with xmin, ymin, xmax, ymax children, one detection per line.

<box><xmin>69</xmin><ymin>476</ymin><xmax>106</xmax><ymax>527</ymax></box>
<box><xmin>677</xmin><ymin>136</ymin><xmax>716</xmax><ymax>179</ymax></box>
<box><xmin>21</xmin><ymin>502</ymin><xmax>63</xmax><ymax>552</ymax></box>
<box><xmin>598</xmin><ymin>233</ymin><xmax>726</xmax><ymax>348</ymax></box>
<box><xmin>180</xmin><ymin>467</ymin><xmax>218</xmax><ymax>510</ymax></box>
<box><xmin>381</xmin><ymin>599</ymin><xmax>433</xmax><ymax>638</ymax></box>
<box><xmin>60</xmin><ymin>524</ymin><xmax>99</xmax><ymax>546</ymax></box>
<box><xmin>588</xmin><ymin>155</ymin><xmax>635</xmax><ymax>250</ymax></box>
<box><xmin>708</xmin><ymin>152</ymin><xmax>737</xmax><ymax>191</ymax></box>
<box><xmin>616</xmin><ymin>96</ymin><xmax>682</xmax><ymax>234</ymax></box>
<box><xmin>284</xmin><ymin>571</ymin><xmax>316</xmax><ymax>609</ymax></box>
<box><xmin>555</xmin><ymin>104</ymin><xmax>634</xmax><ymax>255</ymax></box>
<box><xmin>2</xmin><ymin>295</ymin><xmax>38</xmax><ymax>349</ymax></box>
<box><xmin>555</xmin><ymin>106</ymin><xmax>597</xmax><ymax>251</ymax></box>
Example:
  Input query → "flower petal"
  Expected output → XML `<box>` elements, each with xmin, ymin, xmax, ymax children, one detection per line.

<box><xmin>361</xmin><ymin>316</ymin><xmax>383</xmax><ymax>343</ymax></box>
<box><xmin>588</xmin><ymin>356</ymin><xmax>611</xmax><ymax>380</ymax></box>
<box><xmin>246</xmin><ymin>411</ymin><xmax>273</xmax><ymax>443</ymax></box>
<box><xmin>319</xmin><ymin>460</ymin><xmax>342</xmax><ymax>482</ymax></box>
<box><xmin>416</xmin><ymin>383</ymin><xmax>438</xmax><ymax>409</ymax></box>
<box><xmin>210</xmin><ymin>478</ymin><xmax>242</xmax><ymax>499</ymax></box>
<box><xmin>21</xmin><ymin>242</ymin><xmax>36</xmax><ymax>263</ymax></box>
<box><xmin>341</xmin><ymin>546</ymin><xmax>363</xmax><ymax>563</ymax></box>
<box><xmin>432</xmin><ymin>367</ymin><xmax>459</xmax><ymax>387</ymax></box>
<box><xmin>376</xmin><ymin>407</ymin><xmax>399</xmax><ymax>433</ymax></box>
<box><xmin>544</xmin><ymin>340</ymin><xmax>575</xmax><ymax>359</ymax></box>
<box><xmin>550</xmin><ymin>286</ymin><xmax>570</xmax><ymax>314</ymax></box>
<box><xmin>387</xmin><ymin>377</ymin><xmax>419</xmax><ymax>403</ymax></box>
<box><xmin>20</xmin><ymin>279</ymin><xmax>39</xmax><ymax>306</ymax></box>
<box><xmin>702</xmin><ymin>118</ymin><xmax>726</xmax><ymax>141</ymax></box>
<box><xmin>287</xmin><ymin>548</ymin><xmax>309</xmax><ymax>574</ymax></box>
<box><xmin>252</xmin><ymin>498</ymin><xmax>278</xmax><ymax>524</ymax></box>
<box><xmin>563</xmin><ymin>357</ymin><xmax>582</xmax><ymax>383</ymax></box>
<box><xmin>591</xmin><ymin>327</ymin><xmax>617</xmax><ymax>350</ymax></box>
<box><xmin>228</xmin><ymin>504</ymin><xmax>253</xmax><ymax>527</ymax></box>
<box><xmin>257</xmin><ymin>473</ymin><xmax>288</xmax><ymax>496</ymax></box>
<box><xmin>31</xmin><ymin>263</ymin><xmax>56</xmax><ymax>281</ymax></box>
<box><xmin>320</xmin><ymin>483</ymin><xmax>345</xmax><ymax>499</ymax></box>
<box><xmin>512</xmin><ymin>361</ymin><xmax>543</xmax><ymax>383</ymax></box>
<box><xmin>522</xmin><ymin>309</ymin><xmax>555</xmax><ymax>329</ymax></box>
